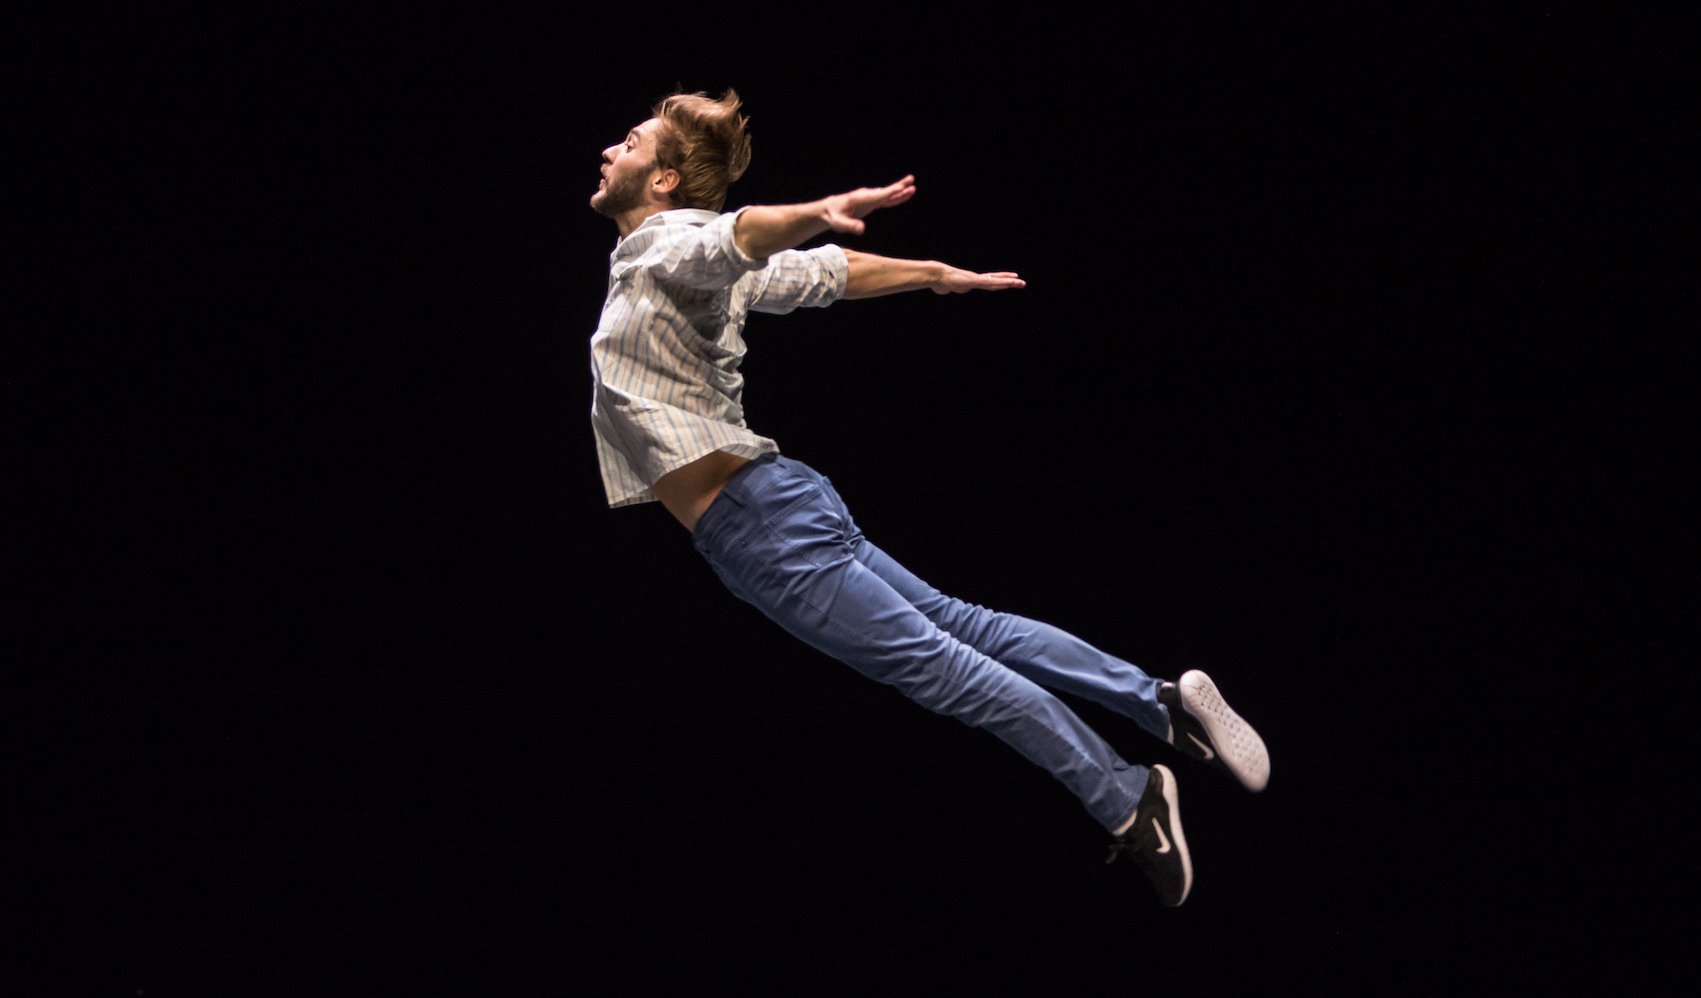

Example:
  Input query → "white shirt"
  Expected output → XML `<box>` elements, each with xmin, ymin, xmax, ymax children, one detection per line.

<box><xmin>590</xmin><ymin>208</ymin><xmax>848</xmax><ymax>507</ymax></box>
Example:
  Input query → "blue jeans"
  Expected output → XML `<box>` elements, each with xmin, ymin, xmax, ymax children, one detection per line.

<box><xmin>691</xmin><ymin>454</ymin><xmax>1171</xmax><ymax>833</ymax></box>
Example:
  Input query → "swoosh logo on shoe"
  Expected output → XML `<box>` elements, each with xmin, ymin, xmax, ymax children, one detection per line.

<box><xmin>1152</xmin><ymin>818</ymin><xmax>1172</xmax><ymax>854</ymax></box>
<box><xmin>1187</xmin><ymin>732</ymin><xmax>1215</xmax><ymax>760</ymax></box>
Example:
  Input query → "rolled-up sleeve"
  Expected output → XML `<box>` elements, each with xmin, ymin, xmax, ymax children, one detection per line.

<box><xmin>746</xmin><ymin>244</ymin><xmax>849</xmax><ymax>314</ymax></box>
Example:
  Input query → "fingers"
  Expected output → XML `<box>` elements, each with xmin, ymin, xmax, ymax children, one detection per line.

<box><xmin>852</xmin><ymin>176</ymin><xmax>916</xmax><ymax>211</ymax></box>
<box><xmin>869</xmin><ymin>175</ymin><xmax>915</xmax><ymax>197</ymax></box>
<box><xmin>933</xmin><ymin>269</ymin><xmax>1026</xmax><ymax>294</ymax></box>
<box><xmin>969</xmin><ymin>269</ymin><xmax>1025</xmax><ymax>288</ymax></box>
<box><xmin>881</xmin><ymin>175</ymin><xmax>917</xmax><ymax>204</ymax></box>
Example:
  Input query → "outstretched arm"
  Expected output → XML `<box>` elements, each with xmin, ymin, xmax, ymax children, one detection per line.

<box><xmin>733</xmin><ymin>174</ymin><xmax>1024</xmax><ymax>298</ymax></box>
<box><xmin>842</xmin><ymin>249</ymin><xmax>1025</xmax><ymax>299</ymax></box>
<box><xmin>733</xmin><ymin>175</ymin><xmax>918</xmax><ymax>260</ymax></box>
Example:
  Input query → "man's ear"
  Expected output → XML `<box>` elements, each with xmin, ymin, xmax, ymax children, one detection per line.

<box><xmin>651</xmin><ymin>168</ymin><xmax>681</xmax><ymax>199</ymax></box>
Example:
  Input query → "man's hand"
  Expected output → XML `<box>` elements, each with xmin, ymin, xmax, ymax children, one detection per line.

<box><xmin>738</xmin><ymin>176</ymin><xmax>1029</xmax><ymax>300</ymax></box>
<box><xmin>820</xmin><ymin>176</ymin><xmax>917</xmax><ymax>235</ymax></box>
<box><xmin>843</xmin><ymin>249</ymin><xmax>1026</xmax><ymax>300</ymax></box>
<box><xmin>735</xmin><ymin>176</ymin><xmax>917</xmax><ymax>259</ymax></box>
<box><xmin>932</xmin><ymin>265</ymin><xmax>1025</xmax><ymax>295</ymax></box>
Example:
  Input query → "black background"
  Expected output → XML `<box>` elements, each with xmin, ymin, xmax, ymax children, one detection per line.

<box><xmin>23</xmin><ymin>6</ymin><xmax>1680</xmax><ymax>994</ymax></box>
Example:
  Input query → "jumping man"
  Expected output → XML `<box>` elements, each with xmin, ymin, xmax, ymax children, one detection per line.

<box><xmin>587</xmin><ymin>89</ymin><xmax>1270</xmax><ymax>906</ymax></box>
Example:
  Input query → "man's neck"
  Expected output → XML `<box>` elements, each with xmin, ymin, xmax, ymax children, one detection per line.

<box><xmin>614</xmin><ymin>202</ymin><xmax>669</xmax><ymax>238</ymax></box>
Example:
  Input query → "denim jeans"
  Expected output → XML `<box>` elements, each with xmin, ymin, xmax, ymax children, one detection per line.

<box><xmin>691</xmin><ymin>454</ymin><xmax>1170</xmax><ymax>833</ymax></box>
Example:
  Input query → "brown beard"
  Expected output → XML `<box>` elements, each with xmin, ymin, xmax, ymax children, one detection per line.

<box><xmin>591</xmin><ymin>166</ymin><xmax>649</xmax><ymax>218</ymax></box>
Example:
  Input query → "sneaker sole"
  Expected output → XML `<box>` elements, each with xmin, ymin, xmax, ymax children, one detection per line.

<box><xmin>1179</xmin><ymin>670</ymin><xmax>1270</xmax><ymax>792</ymax></box>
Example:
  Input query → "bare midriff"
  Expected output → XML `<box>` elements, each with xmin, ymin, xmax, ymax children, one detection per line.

<box><xmin>651</xmin><ymin>450</ymin><xmax>753</xmax><ymax>532</ymax></box>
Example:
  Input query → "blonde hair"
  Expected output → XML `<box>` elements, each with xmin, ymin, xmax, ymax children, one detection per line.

<box><xmin>651</xmin><ymin>89</ymin><xmax>752</xmax><ymax>212</ymax></box>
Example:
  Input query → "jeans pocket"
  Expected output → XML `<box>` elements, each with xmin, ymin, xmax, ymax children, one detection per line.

<box><xmin>761</xmin><ymin>482</ymin><xmax>824</xmax><ymax>528</ymax></box>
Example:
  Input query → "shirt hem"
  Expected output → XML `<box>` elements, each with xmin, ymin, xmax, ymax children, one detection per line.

<box><xmin>604</xmin><ymin>440</ymin><xmax>779</xmax><ymax>509</ymax></box>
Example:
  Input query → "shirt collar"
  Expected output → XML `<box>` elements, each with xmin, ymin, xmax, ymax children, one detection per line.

<box><xmin>639</xmin><ymin>208</ymin><xmax>719</xmax><ymax>230</ymax></box>
<box><xmin>620</xmin><ymin>207</ymin><xmax>718</xmax><ymax>241</ymax></box>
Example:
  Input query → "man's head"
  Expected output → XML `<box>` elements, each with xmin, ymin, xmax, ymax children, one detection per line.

<box><xmin>649</xmin><ymin>89</ymin><xmax>751</xmax><ymax>213</ymax></box>
<box><xmin>591</xmin><ymin>89</ymin><xmax>752</xmax><ymax>230</ymax></box>
<box><xmin>591</xmin><ymin>118</ymin><xmax>670</xmax><ymax>225</ymax></box>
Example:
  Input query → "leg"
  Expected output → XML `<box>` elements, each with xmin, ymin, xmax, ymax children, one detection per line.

<box><xmin>817</xmin><ymin>475</ymin><xmax>1172</xmax><ymax>742</ymax></box>
<box><xmin>692</xmin><ymin>456</ymin><xmax>1146</xmax><ymax>833</ymax></box>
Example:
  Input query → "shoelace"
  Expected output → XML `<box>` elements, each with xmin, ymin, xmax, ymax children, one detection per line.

<box><xmin>1104</xmin><ymin>837</ymin><xmax>1140</xmax><ymax>865</ymax></box>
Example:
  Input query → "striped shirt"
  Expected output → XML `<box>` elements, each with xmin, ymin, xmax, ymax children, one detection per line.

<box><xmin>590</xmin><ymin>207</ymin><xmax>849</xmax><ymax>507</ymax></box>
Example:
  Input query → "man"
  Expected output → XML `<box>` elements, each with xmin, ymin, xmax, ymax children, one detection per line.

<box><xmin>587</xmin><ymin>89</ymin><xmax>1269</xmax><ymax>906</ymax></box>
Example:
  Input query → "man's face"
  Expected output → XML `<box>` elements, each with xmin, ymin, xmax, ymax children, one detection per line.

<box><xmin>591</xmin><ymin>118</ymin><xmax>663</xmax><ymax>218</ymax></box>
